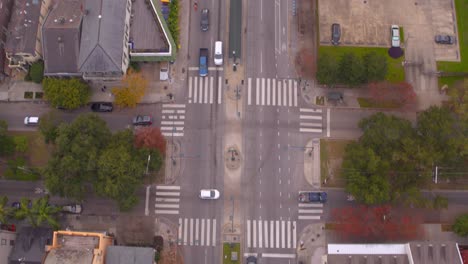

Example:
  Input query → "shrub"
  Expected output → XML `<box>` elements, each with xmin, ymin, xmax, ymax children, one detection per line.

<box><xmin>30</xmin><ymin>61</ymin><xmax>44</xmax><ymax>84</ymax></box>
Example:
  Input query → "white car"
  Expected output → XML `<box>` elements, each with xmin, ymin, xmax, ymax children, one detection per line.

<box><xmin>391</xmin><ymin>25</ymin><xmax>400</xmax><ymax>47</ymax></box>
<box><xmin>24</xmin><ymin>116</ymin><xmax>39</xmax><ymax>126</ymax></box>
<box><xmin>62</xmin><ymin>204</ymin><xmax>83</xmax><ymax>214</ymax></box>
<box><xmin>199</xmin><ymin>189</ymin><xmax>220</xmax><ymax>200</ymax></box>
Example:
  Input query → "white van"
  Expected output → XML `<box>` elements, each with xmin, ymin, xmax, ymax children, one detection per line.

<box><xmin>214</xmin><ymin>41</ymin><xmax>223</xmax><ymax>66</ymax></box>
<box><xmin>24</xmin><ymin>116</ymin><xmax>39</xmax><ymax>126</ymax></box>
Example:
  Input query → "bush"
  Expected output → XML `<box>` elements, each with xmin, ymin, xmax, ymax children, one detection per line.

<box><xmin>5</xmin><ymin>157</ymin><xmax>40</xmax><ymax>181</ymax></box>
<box><xmin>43</xmin><ymin>78</ymin><xmax>90</xmax><ymax>109</ymax></box>
<box><xmin>453</xmin><ymin>213</ymin><xmax>468</xmax><ymax>237</ymax></box>
<box><xmin>168</xmin><ymin>0</ymin><xmax>180</xmax><ymax>47</ymax></box>
<box><xmin>13</xmin><ymin>135</ymin><xmax>29</xmax><ymax>153</ymax></box>
<box><xmin>30</xmin><ymin>61</ymin><xmax>44</xmax><ymax>84</ymax></box>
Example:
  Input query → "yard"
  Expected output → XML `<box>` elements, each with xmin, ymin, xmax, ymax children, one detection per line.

<box><xmin>223</xmin><ymin>243</ymin><xmax>240</xmax><ymax>264</ymax></box>
<box><xmin>320</xmin><ymin>139</ymin><xmax>354</xmax><ymax>187</ymax></box>
<box><xmin>318</xmin><ymin>46</ymin><xmax>405</xmax><ymax>83</ymax></box>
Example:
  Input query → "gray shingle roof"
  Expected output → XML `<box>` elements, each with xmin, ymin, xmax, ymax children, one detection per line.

<box><xmin>78</xmin><ymin>0</ymin><xmax>127</xmax><ymax>74</ymax></box>
<box><xmin>105</xmin><ymin>246</ymin><xmax>155</xmax><ymax>264</ymax></box>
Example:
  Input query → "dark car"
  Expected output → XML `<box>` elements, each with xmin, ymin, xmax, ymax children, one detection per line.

<box><xmin>246</xmin><ymin>256</ymin><xmax>257</xmax><ymax>264</ymax></box>
<box><xmin>201</xmin><ymin>8</ymin><xmax>209</xmax><ymax>31</ymax></box>
<box><xmin>331</xmin><ymin>23</ymin><xmax>341</xmax><ymax>45</ymax></box>
<box><xmin>435</xmin><ymin>35</ymin><xmax>455</xmax><ymax>44</ymax></box>
<box><xmin>133</xmin><ymin>115</ymin><xmax>152</xmax><ymax>126</ymax></box>
<box><xmin>91</xmin><ymin>102</ymin><xmax>113</xmax><ymax>112</ymax></box>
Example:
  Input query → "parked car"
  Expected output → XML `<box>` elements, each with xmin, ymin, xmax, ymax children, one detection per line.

<box><xmin>24</xmin><ymin>116</ymin><xmax>39</xmax><ymax>126</ymax></box>
<box><xmin>391</xmin><ymin>25</ymin><xmax>400</xmax><ymax>47</ymax></box>
<box><xmin>246</xmin><ymin>256</ymin><xmax>257</xmax><ymax>264</ymax></box>
<box><xmin>331</xmin><ymin>23</ymin><xmax>341</xmax><ymax>45</ymax></box>
<box><xmin>200</xmin><ymin>8</ymin><xmax>209</xmax><ymax>31</ymax></box>
<box><xmin>91</xmin><ymin>102</ymin><xmax>113</xmax><ymax>112</ymax></box>
<box><xmin>434</xmin><ymin>35</ymin><xmax>455</xmax><ymax>44</ymax></box>
<box><xmin>133</xmin><ymin>115</ymin><xmax>152</xmax><ymax>126</ymax></box>
<box><xmin>199</xmin><ymin>189</ymin><xmax>220</xmax><ymax>200</ymax></box>
<box><xmin>298</xmin><ymin>191</ymin><xmax>327</xmax><ymax>203</ymax></box>
<box><xmin>62</xmin><ymin>204</ymin><xmax>82</xmax><ymax>214</ymax></box>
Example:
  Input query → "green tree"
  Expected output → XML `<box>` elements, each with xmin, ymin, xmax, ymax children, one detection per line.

<box><xmin>29</xmin><ymin>60</ymin><xmax>44</xmax><ymax>84</ymax></box>
<box><xmin>44</xmin><ymin>114</ymin><xmax>111</xmax><ymax>200</ymax></box>
<box><xmin>14</xmin><ymin>196</ymin><xmax>60</xmax><ymax>229</ymax></box>
<box><xmin>43</xmin><ymin>78</ymin><xmax>90</xmax><ymax>109</ymax></box>
<box><xmin>453</xmin><ymin>213</ymin><xmax>468</xmax><ymax>237</ymax></box>
<box><xmin>0</xmin><ymin>196</ymin><xmax>12</xmax><ymax>224</ymax></box>
<box><xmin>338</xmin><ymin>52</ymin><xmax>365</xmax><ymax>86</ymax></box>
<box><xmin>316</xmin><ymin>53</ymin><xmax>339</xmax><ymax>87</ymax></box>
<box><xmin>95</xmin><ymin>130</ymin><xmax>145</xmax><ymax>211</ymax></box>
<box><xmin>343</xmin><ymin>142</ymin><xmax>391</xmax><ymax>204</ymax></box>
<box><xmin>0</xmin><ymin>120</ymin><xmax>15</xmax><ymax>156</ymax></box>
<box><xmin>39</xmin><ymin>111</ymin><xmax>60</xmax><ymax>144</ymax></box>
<box><xmin>363</xmin><ymin>51</ymin><xmax>388</xmax><ymax>82</ymax></box>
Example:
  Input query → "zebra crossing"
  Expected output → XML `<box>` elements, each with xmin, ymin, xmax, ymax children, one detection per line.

<box><xmin>298</xmin><ymin>202</ymin><xmax>324</xmax><ymax>220</ymax></box>
<box><xmin>247</xmin><ymin>78</ymin><xmax>298</xmax><ymax>107</ymax></box>
<box><xmin>154</xmin><ymin>185</ymin><xmax>180</xmax><ymax>215</ymax></box>
<box><xmin>188</xmin><ymin>76</ymin><xmax>223</xmax><ymax>105</ymax></box>
<box><xmin>246</xmin><ymin>219</ymin><xmax>297</xmax><ymax>249</ymax></box>
<box><xmin>161</xmin><ymin>104</ymin><xmax>185</xmax><ymax>137</ymax></box>
<box><xmin>177</xmin><ymin>218</ymin><xmax>218</xmax><ymax>247</ymax></box>
<box><xmin>299</xmin><ymin>108</ymin><xmax>323</xmax><ymax>134</ymax></box>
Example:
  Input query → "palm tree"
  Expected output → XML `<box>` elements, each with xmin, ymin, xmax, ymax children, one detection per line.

<box><xmin>14</xmin><ymin>196</ymin><xmax>60</xmax><ymax>229</ymax></box>
<box><xmin>0</xmin><ymin>196</ymin><xmax>12</xmax><ymax>224</ymax></box>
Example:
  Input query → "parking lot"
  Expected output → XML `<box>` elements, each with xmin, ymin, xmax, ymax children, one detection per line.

<box><xmin>319</xmin><ymin>0</ymin><xmax>460</xmax><ymax>62</ymax></box>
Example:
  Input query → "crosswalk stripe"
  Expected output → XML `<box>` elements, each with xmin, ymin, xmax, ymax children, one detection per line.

<box><xmin>277</xmin><ymin>81</ymin><xmax>282</xmax><ymax>106</ymax></box>
<box><xmin>156</xmin><ymin>185</ymin><xmax>180</xmax><ymax>190</ymax></box>
<box><xmin>281</xmin><ymin>220</ymin><xmax>285</xmax><ymax>248</ymax></box>
<box><xmin>195</xmin><ymin>218</ymin><xmax>199</xmax><ymax>245</ymax></box>
<box><xmin>212</xmin><ymin>219</ymin><xmax>217</xmax><ymax>246</ymax></box>
<box><xmin>272</xmin><ymin>80</ymin><xmax>276</xmax><ymax>106</ymax></box>
<box><xmin>283</xmin><ymin>81</ymin><xmax>287</xmax><ymax>106</ymax></box>
<box><xmin>256</xmin><ymin>78</ymin><xmax>260</xmax><ymax>105</ymax></box>
<box><xmin>155</xmin><ymin>204</ymin><xmax>179</xmax><ymax>208</ymax></box>
<box><xmin>183</xmin><ymin>218</ymin><xmax>188</xmax><ymax>245</ymax></box>
<box><xmin>298</xmin><ymin>203</ymin><xmax>324</xmax><ymax>207</ymax></box>
<box><xmin>300</xmin><ymin>115</ymin><xmax>322</xmax><ymax>120</ymax></box>
<box><xmin>189</xmin><ymin>77</ymin><xmax>193</xmax><ymax>99</ymax></box>
<box><xmin>161</xmin><ymin>121</ymin><xmax>184</xmax><ymax>125</ymax></box>
<box><xmin>292</xmin><ymin>221</ymin><xmax>297</xmax><ymax>248</ymax></box>
<box><xmin>298</xmin><ymin>215</ymin><xmax>321</xmax><ymax>220</ymax></box>
<box><xmin>261</xmin><ymin>79</ymin><xmax>265</xmax><ymax>106</ymax></box>
<box><xmin>190</xmin><ymin>218</ymin><xmax>194</xmax><ymax>245</ymax></box>
<box><xmin>155</xmin><ymin>198</ymin><xmax>179</xmax><ymax>202</ymax></box>
<box><xmin>160</xmin><ymin>126</ymin><xmax>184</xmax><ymax>131</ymax></box>
<box><xmin>300</xmin><ymin>128</ymin><xmax>322</xmax><ymax>133</ymax></box>
<box><xmin>264</xmin><ymin>220</ymin><xmax>269</xmax><ymax>248</ymax></box>
<box><xmin>248</xmin><ymin>78</ymin><xmax>252</xmax><ymax>105</ymax></box>
<box><xmin>194</xmin><ymin>78</ymin><xmax>198</xmax><ymax>103</ymax></box>
<box><xmin>300</xmin><ymin>108</ymin><xmax>322</xmax><ymax>113</ymax></box>
<box><xmin>287</xmin><ymin>221</ymin><xmax>291</xmax><ymax>248</ymax></box>
<box><xmin>259</xmin><ymin>220</ymin><xmax>263</xmax><ymax>248</ymax></box>
<box><xmin>209</xmin><ymin>77</ymin><xmax>214</xmax><ymax>104</ymax></box>
<box><xmin>270</xmin><ymin>221</ymin><xmax>274</xmax><ymax>249</ymax></box>
<box><xmin>288</xmin><ymin>79</ymin><xmax>293</xmax><ymax>107</ymax></box>
<box><xmin>253</xmin><ymin>220</ymin><xmax>257</xmax><ymax>248</ymax></box>
<box><xmin>163</xmin><ymin>104</ymin><xmax>186</xmax><ymax>108</ymax></box>
<box><xmin>204</xmin><ymin>77</ymin><xmax>209</xmax><ymax>104</ymax></box>
<box><xmin>162</xmin><ymin>109</ymin><xmax>175</xmax><ymax>114</ymax></box>
<box><xmin>178</xmin><ymin>218</ymin><xmax>182</xmax><ymax>244</ymax></box>
<box><xmin>155</xmin><ymin>191</ymin><xmax>180</xmax><ymax>196</ymax></box>
<box><xmin>199</xmin><ymin>77</ymin><xmax>204</xmax><ymax>103</ymax></box>
<box><xmin>155</xmin><ymin>209</ymin><xmax>178</xmax><ymax>214</ymax></box>
<box><xmin>206</xmin><ymin>219</ymin><xmax>211</xmax><ymax>246</ymax></box>
<box><xmin>177</xmin><ymin>109</ymin><xmax>185</xmax><ymax>114</ymax></box>
<box><xmin>294</xmin><ymin>81</ymin><xmax>298</xmax><ymax>106</ymax></box>
<box><xmin>299</xmin><ymin>209</ymin><xmax>323</xmax><ymax>214</ymax></box>
<box><xmin>247</xmin><ymin>220</ymin><xmax>251</xmax><ymax>248</ymax></box>
<box><xmin>262</xmin><ymin>253</ymin><xmax>296</xmax><ymax>258</ymax></box>
<box><xmin>218</xmin><ymin>76</ymin><xmax>222</xmax><ymax>104</ymax></box>
<box><xmin>201</xmin><ymin>219</ymin><xmax>205</xmax><ymax>246</ymax></box>
<box><xmin>266</xmin><ymin>79</ymin><xmax>271</xmax><ymax>105</ymax></box>
<box><xmin>300</xmin><ymin>122</ymin><xmax>322</xmax><ymax>127</ymax></box>
<box><xmin>275</xmin><ymin>221</ymin><xmax>280</xmax><ymax>248</ymax></box>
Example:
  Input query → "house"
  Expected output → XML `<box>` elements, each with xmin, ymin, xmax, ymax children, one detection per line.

<box><xmin>43</xmin><ymin>230</ymin><xmax>114</xmax><ymax>264</ymax></box>
<box><xmin>0</xmin><ymin>0</ymin><xmax>14</xmax><ymax>79</ymax></box>
<box><xmin>4</xmin><ymin>0</ymin><xmax>52</xmax><ymax>71</ymax></box>
<box><xmin>0</xmin><ymin>228</ymin><xmax>16</xmax><ymax>264</ymax></box>
<box><xmin>8</xmin><ymin>226</ymin><xmax>53</xmax><ymax>264</ymax></box>
<box><xmin>78</xmin><ymin>0</ymin><xmax>132</xmax><ymax>81</ymax></box>
<box><xmin>41</xmin><ymin>0</ymin><xmax>83</xmax><ymax>77</ymax></box>
<box><xmin>105</xmin><ymin>246</ymin><xmax>156</xmax><ymax>264</ymax></box>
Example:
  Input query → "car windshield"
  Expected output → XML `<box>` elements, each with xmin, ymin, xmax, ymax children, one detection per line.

<box><xmin>210</xmin><ymin>191</ymin><xmax>215</xmax><ymax>197</ymax></box>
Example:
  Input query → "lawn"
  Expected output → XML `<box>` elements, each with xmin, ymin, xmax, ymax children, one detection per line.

<box><xmin>357</xmin><ymin>97</ymin><xmax>401</xmax><ymax>109</ymax></box>
<box><xmin>223</xmin><ymin>243</ymin><xmax>240</xmax><ymax>264</ymax></box>
<box><xmin>318</xmin><ymin>46</ymin><xmax>405</xmax><ymax>83</ymax></box>
<box><xmin>437</xmin><ymin>0</ymin><xmax>468</xmax><ymax>73</ymax></box>
<box><xmin>320</xmin><ymin>139</ymin><xmax>354</xmax><ymax>187</ymax></box>
<box><xmin>7</xmin><ymin>131</ymin><xmax>50</xmax><ymax>168</ymax></box>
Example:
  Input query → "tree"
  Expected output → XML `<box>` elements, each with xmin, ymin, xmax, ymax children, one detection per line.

<box><xmin>13</xmin><ymin>135</ymin><xmax>28</xmax><ymax>153</ymax></box>
<box><xmin>368</xmin><ymin>82</ymin><xmax>416</xmax><ymax>108</ymax></box>
<box><xmin>39</xmin><ymin>111</ymin><xmax>60</xmax><ymax>144</ymax></box>
<box><xmin>0</xmin><ymin>120</ymin><xmax>15</xmax><ymax>156</ymax></box>
<box><xmin>363</xmin><ymin>51</ymin><xmax>388</xmax><ymax>82</ymax></box>
<box><xmin>112</xmin><ymin>69</ymin><xmax>148</xmax><ymax>108</ymax></box>
<box><xmin>432</xmin><ymin>195</ymin><xmax>448</xmax><ymax>210</ymax></box>
<box><xmin>447</xmin><ymin>78</ymin><xmax>468</xmax><ymax>119</ymax></box>
<box><xmin>0</xmin><ymin>196</ymin><xmax>11</xmax><ymax>224</ymax></box>
<box><xmin>14</xmin><ymin>196</ymin><xmax>60</xmax><ymax>229</ymax></box>
<box><xmin>44</xmin><ymin>114</ymin><xmax>111</xmax><ymax>200</ymax></box>
<box><xmin>168</xmin><ymin>0</ymin><xmax>180</xmax><ymax>46</ymax></box>
<box><xmin>134</xmin><ymin>127</ymin><xmax>167</xmax><ymax>155</ymax></box>
<box><xmin>453</xmin><ymin>213</ymin><xmax>468</xmax><ymax>237</ymax></box>
<box><xmin>29</xmin><ymin>60</ymin><xmax>44</xmax><ymax>84</ymax></box>
<box><xmin>316</xmin><ymin>53</ymin><xmax>339</xmax><ymax>87</ymax></box>
<box><xmin>95</xmin><ymin>130</ymin><xmax>145</xmax><ymax>211</ymax></box>
<box><xmin>42</xmin><ymin>78</ymin><xmax>90</xmax><ymax>109</ymax></box>
<box><xmin>338</xmin><ymin>52</ymin><xmax>365</xmax><ymax>86</ymax></box>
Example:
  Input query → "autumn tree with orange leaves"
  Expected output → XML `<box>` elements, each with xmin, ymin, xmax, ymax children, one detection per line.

<box><xmin>112</xmin><ymin>68</ymin><xmax>148</xmax><ymax>108</ymax></box>
<box><xmin>134</xmin><ymin>127</ymin><xmax>166</xmax><ymax>155</ymax></box>
<box><xmin>368</xmin><ymin>81</ymin><xmax>417</xmax><ymax>109</ymax></box>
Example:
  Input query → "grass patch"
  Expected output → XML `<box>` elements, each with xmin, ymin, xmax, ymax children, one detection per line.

<box><xmin>321</xmin><ymin>139</ymin><xmax>353</xmax><ymax>187</ymax></box>
<box><xmin>437</xmin><ymin>0</ymin><xmax>468</xmax><ymax>72</ymax></box>
<box><xmin>4</xmin><ymin>157</ymin><xmax>40</xmax><ymax>181</ymax></box>
<box><xmin>223</xmin><ymin>243</ymin><xmax>240</xmax><ymax>264</ymax></box>
<box><xmin>318</xmin><ymin>46</ymin><xmax>405</xmax><ymax>83</ymax></box>
<box><xmin>399</xmin><ymin>26</ymin><xmax>405</xmax><ymax>43</ymax></box>
<box><xmin>438</xmin><ymin>76</ymin><xmax>465</xmax><ymax>89</ymax></box>
<box><xmin>24</xmin><ymin>92</ymin><xmax>33</xmax><ymax>99</ymax></box>
<box><xmin>7</xmin><ymin>131</ymin><xmax>50</xmax><ymax>168</ymax></box>
<box><xmin>357</xmin><ymin>97</ymin><xmax>401</xmax><ymax>109</ymax></box>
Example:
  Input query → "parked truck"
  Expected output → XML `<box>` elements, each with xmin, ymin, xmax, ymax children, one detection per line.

<box><xmin>199</xmin><ymin>48</ymin><xmax>208</xmax><ymax>77</ymax></box>
<box><xmin>298</xmin><ymin>191</ymin><xmax>327</xmax><ymax>203</ymax></box>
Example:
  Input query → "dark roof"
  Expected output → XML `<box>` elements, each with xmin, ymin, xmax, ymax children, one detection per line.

<box><xmin>42</xmin><ymin>0</ymin><xmax>84</xmax><ymax>76</ymax></box>
<box><xmin>0</xmin><ymin>0</ymin><xmax>14</xmax><ymax>74</ymax></box>
<box><xmin>8</xmin><ymin>227</ymin><xmax>53</xmax><ymax>264</ymax></box>
<box><xmin>105</xmin><ymin>246</ymin><xmax>155</xmax><ymax>264</ymax></box>
<box><xmin>4</xmin><ymin>0</ymin><xmax>42</xmax><ymax>55</ymax></box>
<box><xmin>78</xmin><ymin>0</ymin><xmax>127</xmax><ymax>74</ymax></box>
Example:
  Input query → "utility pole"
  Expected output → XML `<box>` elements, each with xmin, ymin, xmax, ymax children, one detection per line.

<box><xmin>145</xmin><ymin>154</ymin><xmax>151</xmax><ymax>175</ymax></box>
<box><xmin>435</xmin><ymin>166</ymin><xmax>438</xmax><ymax>184</ymax></box>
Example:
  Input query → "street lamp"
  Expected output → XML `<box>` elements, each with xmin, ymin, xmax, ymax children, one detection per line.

<box><xmin>145</xmin><ymin>154</ymin><xmax>151</xmax><ymax>175</ymax></box>
<box><xmin>171</xmin><ymin>127</ymin><xmax>176</xmax><ymax>165</ymax></box>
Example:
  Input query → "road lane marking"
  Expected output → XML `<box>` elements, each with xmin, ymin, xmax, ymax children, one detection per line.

<box><xmin>163</xmin><ymin>104</ymin><xmax>186</xmax><ymax>108</ymax></box>
<box><xmin>212</xmin><ymin>219</ymin><xmax>217</xmax><ymax>246</ymax></box>
<box><xmin>155</xmin><ymin>191</ymin><xmax>180</xmax><ymax>196</ymax></box>
<box><xmin>195</xmin><ymin>218</ymin><xmax>199</xmax><ymax>245</ymax></box>
<box><xmin>281</xmin><ymin>220</ymin><xmax>285</xmax><ymax>248</ymax></box>
<box><xmin>272</xmin><ymin>79</ymin><xmax>276</xmax><ymax>106</ymax></box>
<box><xmin>292</xmin><ymin>221</ymin><xmax>297</xmax><ymax>248</ymax></box>
<box><xmin>267</xmin><ymin>78</ymin><xmax>271</xmax><ymax>105</ymax></box>
<box><xmin>178</xmin><ymin>218</ymin><xmax>182</xmax><ymax>244</ymax></box>
<box><xmin>155</xmin><ymin>204</ymin><xmax>179</xmax><ymax>208</ymax></box>
<box><xmin>270</xmin><ymin>221</ymin><xmax>274</xmax><ymax>249</ymax></box>
<box><xmin>248</xmin><ymin>78</ymin><xmax>252</xmax><ymax>105</ymax></box>
<box><xmin>300</xmin><ymin>108</ymin><xmax>322</xmax><ymax>113</ymax></box>
<box><xmin>161</xmin><ymin>121</ymin><xmax>184</xmax><ymax>125</ymax></box>
<box><xmin>190</xmin><ymin>218</ymin><xmax>194</xmax><ymax>245</ymax></box>
<box><xmin>293</xmin><ymin>81</ymin><xmax>298</xmax><ymax>106</ymax></box>
<box><xmin>261</xmin><ymin>78</ymin><xmax>265</xmax><ymax>105</ymax></box>
<box><xmin>253</xmin><ymin>220</ymin><xmax>257</xmax><ymax>248</ymax></box>
<box><xmin>162</xmin><ymin>109</ymin><xmax>175</xmax><ymax>114</ymax></box>
<box><xmin>198</xmin><ymin>77</ymin><xmax>203</xmax><ymax>103</ymax></box>
<box><xmin>145</xmin><ymin>185</ymin><xmax>150</xmax><ymax>216</ymax></box>
<box><xmin>218</xmin><ymin>76</ymin><xmax>222</xmax><ymax>104</ymax></box>
<box><xmin>298</xmin><ymin>203</ymin><xmax>323</xmax><ymax>207</ymax></box>
<box><xmin>206</xmin><ymin>219</ymin><xmax>211</xmax><ymax>246</ymax></box>
<box><xmin>201</xmin><ymin>219</ymin><xmax>205</xmax><ymax>246</ymax></box>
<box><xmin>298</xmin><ymin>215</ymin><xmax>321</xmax><ymax>220</ymax></box>
<box><xmin>262</xmin><ymin>253</ymin><xmax>296</xmax><ymax>258</ymax></box>
<box><xmin>256</xmin><ymin>78</ymin><xmax>260</xmax><ymax>105</ymax></box>
<box><xmin>300</xmin><ymin>115</ymin><xmax>322</xmax><ymax>120</ymax></box>
<box><xmin>299</xmin><ymin>209</ymin><xmax>323</xmax><ymax>214</ymax></box>
<box><xmin>277</xmin><ymin>81</ymin><xmax>282</xmax><ymax>106</ymax></box>
<box><xmin>194</xmin><ymin>79</ymin><xmax>198</xmax><ymax>104</ymax></box>
<box><xmin>183</xmin><ymin>218</ymin><xmax>188</xmax><ymax>245</ymax></box>
<box><xmin>300</xmin><ymin>122</ymin><xmax>322</xmax><ymax>127</ymax></box>
<box><xmin>276</xmin><ymin>221</ymin><xmax>280</xmax><ymax>248</ymax></box>
<box><xmin>209</xmin><ymin>76</ymin><xmax>214</xmax><ymax>104</ymax></box>
<box><xmin>288</xmin><ymin>79</ymin><xmax>292</xmax><ymax>106</ymax></box>
<box><xmin>264</xmin><ymin>220</ymin><xmax>269</xmax><ymax>248</ymax></box>
<box><xmin>259</xmin><ymin>220</ymin><xmax>263</xmax><ymax>248</ymax></box>
<box><xmin>287</xmin><ymin>221</ymin><xmax>291</xmax><ymax>248</ymax></box>
<box><xmin>283</xmin><ymin>81</ymin><xmax>287</xmax><ymax>106</ymax></box>
<box><xmin>300</xmin><ymin>128</ymin><xmax>323</xmax><ymax>133</ymax></box>
<box><xmin>204</xmin><ymin>77</ymin><xmax>209</xmax><ymax>104</ymax></box>
<box><xmin>188</xmin><ymin>77</ymin><xmax>193</xmax><ymax>99</ymax></box>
